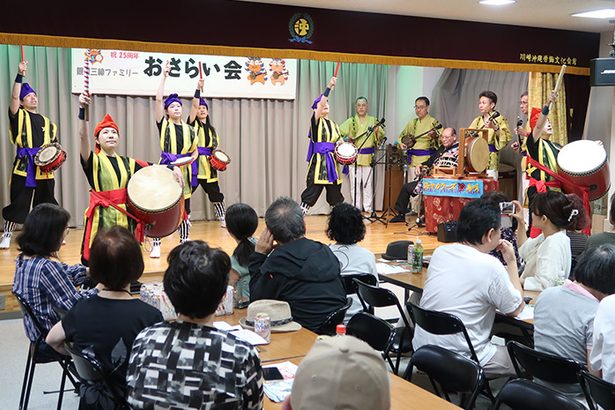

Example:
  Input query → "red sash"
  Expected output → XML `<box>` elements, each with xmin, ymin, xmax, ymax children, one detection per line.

<box><xmin>83</xmin><ymin>188</ymin><xmax>144</xmax><ymax>261</ymax></box>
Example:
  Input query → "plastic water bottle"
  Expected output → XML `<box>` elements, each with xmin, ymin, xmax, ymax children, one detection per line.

<box><xmin>407</xmin><ymin>242</ymin><xmax>415</xmax><ymax>264</ymax></box>
<box><xmin>411</xmin><ymin>238</ymin><xmax>423</xmax><ymax>274</ymax></box>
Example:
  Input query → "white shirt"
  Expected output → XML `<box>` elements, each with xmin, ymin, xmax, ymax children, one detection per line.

<box><xmin>412</xmin><ymin>243</ymin><xmax>522</xmax><ymax>365</ymax></box>
<box><xmin>591</xmin><ymin>294</ymin><xmax>615</xmax><ymax>384</ymax></box>
<box><xmin>519</xmin><ymin>230</ymin><xmax>571</xmax><ymax>291</ymax></box>
<box><xmin>329</xmin><ymin>243</ymin><xmax>378</xmax><ymax>322</ymax></box>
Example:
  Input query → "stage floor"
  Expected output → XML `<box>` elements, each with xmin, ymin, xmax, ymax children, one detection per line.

<box><xmin>0</xmin><ymin>215</ymin><xmax>442</xmax><ymax>315</ymax></box>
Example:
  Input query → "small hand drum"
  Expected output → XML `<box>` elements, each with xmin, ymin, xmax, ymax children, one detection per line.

<box><xmin>209</xmin><ymin>149</ymin><xmax>231</xmax><ymax>172</ymax></box>
<box><xmin>170</xmin><ymin>156</ymin><xmax>195</xmax><ymax>167</ymax></box>
<box><xmin>334</xmin><ymin>141</ymin><xmax>358</xmax><ymax>165</ymax></box>
<box><xmin>34</xmin><ymin>143</ymin><xmax>67</xmax><ymax>173</ymax></box>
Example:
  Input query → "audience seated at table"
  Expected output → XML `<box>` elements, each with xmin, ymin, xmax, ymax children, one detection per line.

<box><xmin>533</xmin><ymin>244</ymin><xmax>615</xmax><ymax>399</ymax></box>
<box><xmin>327</xmin><ymin>203</ymin><xmax>378</xmax><ymax>322</ymax></box>
<box><xmin>585</xmin><ymin>194</ymin><xmax>615</xmax><ymax>252</ymax></box>
<box><xmin>226</xmin><ymin>202</ymin><xmax>259</xmax><ymax>307</ymax></box>
<box><xmin>282</xmin><ymin>335</ymin><xmax>390</xmax><ymax>410</ymax></box>
<box><xmin>481</xmin><ymin>191</ymin><xmax>523</xmax><ymax>270</ymax></box>
<box><xmin>12</xmin><ymin>203</ymin><xmax>92</xmax><ymax>360</ymax></box>
<box><xmin>413</xmin><ymin>198</ymin><xmax>524</xmax><ymax>378</ymax></box>
<box><xmin>249</xmin><ymin>197</ymin><xmax>347</xmax><ymax>332</ymax></box>
<box><xmin>126</xmin><ymin>241</ymin><xmax>264</xmax><ymax>409</ymax></box>
<box><xmin>592</xmin><ymin>292</ymin><xmax>615</xmax><ymax>385</ymax></box>
<box><xmin>46</xmin><ymin>226</ymin><xmax>163</xmax><ymax>409</ymax></box>
<box><xmin>514</xmin><ymin>191</ymin><xmax>585</xmax><ymax>291</ymax></box>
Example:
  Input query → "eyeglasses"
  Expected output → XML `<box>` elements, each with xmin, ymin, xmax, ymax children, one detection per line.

<box><xmin>414</xmin><ymin>105</ymin><xmax>427</xmax><ymax>110</ymax></box>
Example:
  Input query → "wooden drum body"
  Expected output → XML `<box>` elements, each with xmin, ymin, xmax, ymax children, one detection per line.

<box><xmin>464</xmin><ymin>136</ymin><xmax>489</xmax><ymax>173</ymax></box>
<box><xmin>127</xmin><ymin>165</ymin><xmax>185</xmax><ymax>238</ymax></box>
<box><xmin>557</xmin><ymin>140</ymin><xmax>610</xmax><ymax>201</ymax></box>
<box><xmin>34</xmin><ymin>143</ymin><xmax>67</xmax><ymax>173</ymax></box>
<box><xmin>210</xmin><ymin>149</ymin><xmax>231</xmax><ymax>171</ymax></box>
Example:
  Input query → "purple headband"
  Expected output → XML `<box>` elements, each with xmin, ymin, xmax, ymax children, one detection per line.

<box><xmin>20</xmin><ymin>83</ymin><xmax>36</xmax><ymax>101</ymax></box>
<box><xmin>164</xmin><ymin>93</ymin><xmax>182</xmax><ymax>110</ymax></box>
<box><xmin>199</xmin><ymin>97</ymin><xmax>208</xmax><ymax>109</ymax></box>
<box><xmin>311</xmin><ymin>94</ymin><xmax>323</xmax><ymax>110</ymax></box>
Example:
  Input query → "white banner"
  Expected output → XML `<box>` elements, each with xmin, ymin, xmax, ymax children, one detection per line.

<box><xmin>70</xmin><ymin>49</ymin><xmax>297</xmax><ymax>100</ymax></box>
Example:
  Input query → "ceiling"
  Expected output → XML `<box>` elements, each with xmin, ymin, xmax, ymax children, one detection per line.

<box><xmin>236</xmin><ymin>0</ymin><xmax>615</xmax><ymax>33</ymax></box>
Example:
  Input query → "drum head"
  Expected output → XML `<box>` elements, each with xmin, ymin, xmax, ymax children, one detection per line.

<box><xmin>170</xmin><ymin>157</ymin><xmax>193</xmax><ymax>166</ymax></box>
<box><xmin>337</xmin><ymin>142</ymin><xmax>357</xmax><ymax>157</ymax></box>
<box><xmin>214</xmin><ymin>151</ymin><xmax>229</xmax><ymax>162</ymax></box>
<box><xmin>467</xmin><ymin>137</ymin><xmax>489</xmax><ymax>173</ymax></box>
<box><xmin>37</xmin><ymin>145</ymin><xmax>59</xmax><ymax>163</ymax></box>
<box><xmin>558</xmin><ymin>140</ymin><xmax>607</xmax><ymax>174</ymax></box>
<box><xmin>127</xmin><ymin>165</ymin><xmax>182</xmax><ymax>211</ymax></box>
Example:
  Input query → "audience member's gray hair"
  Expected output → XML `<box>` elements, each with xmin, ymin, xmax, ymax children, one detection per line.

<box><xmin>265</xmin><ymin>197</ymin><xmax>305</xmax><ymax>244</ymax></box>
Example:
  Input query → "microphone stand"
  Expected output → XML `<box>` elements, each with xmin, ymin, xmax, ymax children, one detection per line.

<box><xmin>366</xmin><ymin>136</ymin><xmax>390</xmax><ymax>225</ymax></box>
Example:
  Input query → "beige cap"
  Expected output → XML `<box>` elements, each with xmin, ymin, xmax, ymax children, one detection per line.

<box><xmin>290</xmin><ymin>335</ymin><xmax>391</xmax><ymax>410</ymax></box>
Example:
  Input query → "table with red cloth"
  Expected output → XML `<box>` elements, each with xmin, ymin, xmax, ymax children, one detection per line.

<box><xmin>424</xmin><ymin>177</ymin><xmax>499</xmax><ymax>233</ymax></box>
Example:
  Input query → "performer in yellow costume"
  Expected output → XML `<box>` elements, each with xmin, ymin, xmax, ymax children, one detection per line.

<box><xmin>299</xmin><ymin>76</ymin><xmax>344</xmax><ymax>215</ymax></box>
<box><xmin>339</xmin><ymin>97</ymin><xmax>384</xmax><ymax>213</ymax></box>
<box><xmin>398</xmin><ymin>97</ymin><xmax>441</xmax><ymax>175</ymax></box>
<box><xmin>468</xmin><ymin>90</ymin><xmax>512</xmax><ymax>178</ymax></box>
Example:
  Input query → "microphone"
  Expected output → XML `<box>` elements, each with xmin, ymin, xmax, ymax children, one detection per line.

<box><xmin>434</xmin><ymin>123</ymin><xmax>443</xmax><ymax>130</ymax></box>
<box><xmin>516</xmin><ymin>116</ymin><xmax>523</xmax><ymax>127</ymax></box>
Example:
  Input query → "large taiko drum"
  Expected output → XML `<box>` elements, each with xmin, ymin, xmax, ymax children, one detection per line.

<box><xmin>557</xmin><ymin>140</ymin><xmax>610</xmax><ymax>201</ymax></box>
<box><xmin>210</xmin><ymin>149</ymin><xmax>231</xmax><ymax>171</ymax></box>
<box><xmin>334</xmin><ymin>141</ymin><xmax>358</xmax><ymax>165</ymax></box>
<box><xmin>34</xmin><ymin>143</ymin><xmax>67</xmax><ymax>172</ymax></box>
<box><xmin>127</xmin><ymin>165</ymin><xmax>184</xmax><ymax>238</ymax></box>
<box><xmin>464</xmin><ymin>136</ymin><xmax>490</xmax><ymax>173</ymax></box>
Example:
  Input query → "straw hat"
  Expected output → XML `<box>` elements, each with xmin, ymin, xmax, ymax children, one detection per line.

<box><xmin>239</xmin><ymin>299</ymin><xmax>301</xmax><ymax>332</ymax></box>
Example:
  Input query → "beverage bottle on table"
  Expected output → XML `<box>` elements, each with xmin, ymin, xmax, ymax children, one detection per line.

<box><xmin>407</xmin><ymin>242</ymin><xmax>414</xmax><ymax>264</ymax></box>
<box><xmin>336</xmin><ymin>324</ymin><xmax>346</xmax><ymax>337</ymax></box>
<box><xmin>411</xmin><ymin>238</ymin><xmax>423</xmax><ymax>274</ymax></box>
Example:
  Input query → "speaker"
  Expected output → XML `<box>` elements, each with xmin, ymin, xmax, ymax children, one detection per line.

<box><xmin>590</xmin><ymin>58</ymin><xmax>615</xmax><ymax>87</ymax></box>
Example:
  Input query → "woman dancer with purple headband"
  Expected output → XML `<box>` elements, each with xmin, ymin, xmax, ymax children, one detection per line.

<box><xmin>299</xmin><ymin>76</ymin><xmax>344</xmax><ymax>215</ymax></box>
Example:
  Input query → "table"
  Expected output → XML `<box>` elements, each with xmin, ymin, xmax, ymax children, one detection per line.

<box><xmin>263</xmin><ymin>358</ymin><xmax>461</xmax><ymax>410</ymax></box>
<box><xmin>424</xmin><ymin>177</ymin><xmax>498</xmax><ymax>233</ymax></box>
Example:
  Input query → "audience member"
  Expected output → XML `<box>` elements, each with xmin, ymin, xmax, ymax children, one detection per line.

<box><xmin>126</xmin><ymin>240</ymin><xmax>263</xmax><ymax>409</ymax></box>
<box><xmin>327</xmin><ymin>203</ymin><xmax>377</xmax><ymax>322</ymax></box>
<box><xmin>481</xmin><ymin>191</ymin><xmax>523</xmax><ymax>269</ymax></box>
<box><xmin>585</xmin><ymin>194</ymin><xmax>615</xmax><ymax>251</ymax></box>
<box><xmin>514</xmin><ymin>191</ymin><xmax>585</xmax><ymax>290</ymax></box>
<box><xmin>226</xmin><ymin>203</ymin><xmax>259</xmax><ymax>307</ymax></box>
<box><xmin>534</xmin><ymin>244</ymin><xmax>615</xmax><ymax>398</ymax></box>
<box><xmin>592</xmin><ymin>293</ymin><xmax>615</xmax><ymax>384</ymax></box>
<box><xmin>46</xmin><ymin>226</ymin><xmax>163</xmax><ymax>408</ymax></box>
<box><xmin>412</xmin><ymin>198</ymin><xmax>524</xmax><ymax>378</ymax></box>
<box><xmin>282</xmin><ymin>335</ymin><xmax>390</xmax><ymax>410</ymax></box>
<box><xmin>249</xmin><ymin>197</ymin><xmax>346</xmax><ymax>332</ymax></box>
<box><xmin>12</xmin><ymin>203</ymin><xmax>90</xmax><ymax>357</ymax></box>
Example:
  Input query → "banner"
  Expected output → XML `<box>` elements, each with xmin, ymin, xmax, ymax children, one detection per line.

<box><xmin>70</xmin><ymin>49</ymin><xmax>297</xmax><ymax>99</ymax></box>
<box><xmin>422</xmin><ymin>178</ymin><xmax>484</xmax><ymax>199</ymax></box>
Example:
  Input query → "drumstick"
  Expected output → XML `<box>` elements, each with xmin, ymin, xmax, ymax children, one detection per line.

<box><xmin>548</xmin><ymin>64</ymin><xmax>566</xmax><ymax>111</ymax></box>
<box><xmin>533</xmin><ymin>64</ymin><xmax>566</xmax><ymax>138</ymax></box>
<box><xmin>334</xmin><ymin>62</ymin><xmax>340</xmax><ymax>77</ymax></box>
<box><xmin>20</xmin><ymin>45</ymin><xmax>25</xmax><ymax>61</ymax></box>
<box><xmin>83</xmin><ymin>49</ymin><xmax>91</xmax><ymax>121</ymax></box>
<box><xmin>199</xmin><ymin>62</ymin><xmax>203</xmax><ymax>80</ymax></box>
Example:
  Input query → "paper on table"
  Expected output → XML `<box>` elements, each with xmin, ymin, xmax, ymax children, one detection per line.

<box><xmin>263</xmin><ymin>361</ymin><xmax>298</xmax><ymax>402</ymax></box>
<box><xmin>230</xmin><ymin>328</ymin><xmax>269</xmax><ymax>345</ymax></box>
<box><xmin>213</xmin><ymin>321</ymin><xmax>243</xmax><ymax>332</ymax></box>
<box><xmin>376</xmin><ymin>262</ymin><xmax>409</xmax><ymax>275</ymax></box>
<box><xmin>515</xmin><ymin>304</ymin><xmax>534</xmax><ymax>321</ymax></box>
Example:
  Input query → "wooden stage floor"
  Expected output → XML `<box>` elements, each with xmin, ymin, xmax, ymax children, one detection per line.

<box><xmin>0</xmin><ymin>215</ymin><xmax>442</xmax><ymax>315</ymax></box>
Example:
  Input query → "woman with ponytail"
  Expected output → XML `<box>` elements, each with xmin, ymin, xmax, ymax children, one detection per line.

<box><xmin>513</xmin><ymin>191</ymin><xmax>588</xmax><ymax>290</ymax></box>
<box><xmin>225</xmin><ymin>203</ymin><xmax>258</xmax><ymax>306</ymax></box>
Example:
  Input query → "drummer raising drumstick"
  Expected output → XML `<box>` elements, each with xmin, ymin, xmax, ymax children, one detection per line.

<box><xmin>186</xmin><ymin>78</ymin><xmax>227</xmax><ymax>228</ymax></box>
<box><xmin>1</xmin><ymin>59</ymin><xmax>61</xmax><ymax>250</ymax></box>
<box><xmin>150</xmin><ymin>62</ymin><xmax>199</xmax><ymax>258</ymax></box>
<box><xmin>77</xmin><ymin>93</ymin><xmax>183</xmax><ymax>263</ymax></box>
<box><xmin>299</xmin><ymin>75</ymin><xmax>344</xmax><ymax>215</ymax></box>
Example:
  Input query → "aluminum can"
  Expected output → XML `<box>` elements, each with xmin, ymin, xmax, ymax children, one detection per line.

<box><xmin>254</xmin><ymin>313</ymin><xmax>271</xmax><ymax>342</ymax></box>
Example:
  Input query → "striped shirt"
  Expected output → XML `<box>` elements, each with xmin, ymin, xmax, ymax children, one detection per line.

<box><xmin>12</xmin><ymin>255</ymin><xmax>90</xmax><ymax>341</ymax></box>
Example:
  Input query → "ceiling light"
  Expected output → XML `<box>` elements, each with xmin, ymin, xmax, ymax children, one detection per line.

<box><xmin>478</xmin><ymin>0</ymin><xmax>516</xmax><ymax>5</ymax></box>
<box><xmin>572</xmin><ymin>9</ymin><xmax>615</xmax><ymax>19</ymax></box>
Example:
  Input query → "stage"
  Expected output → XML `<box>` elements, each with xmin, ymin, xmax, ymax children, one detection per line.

<box><xmin>0</xmin><ymin>215</ymin><xmax>442</xmax><ymax>317</ymax></box>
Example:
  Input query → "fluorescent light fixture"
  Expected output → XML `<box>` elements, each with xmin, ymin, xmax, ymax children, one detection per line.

<box><xmin>478</xmin><ymin>0</ymin><xmax>516</xmax><ymax>5</ymax></box>
<box><xmin>572</xmin><ymin>9</ymin><xmax>615</xmax><ymax>19</ymax></box>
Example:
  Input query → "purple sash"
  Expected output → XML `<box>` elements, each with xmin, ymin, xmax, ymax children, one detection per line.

<box><xmin>17</xmin><ymin>147</ymin><xmax>41</xmax><ymax>188</ymax></box>
<box><xmin>407</xmin><ymin>149</ymin><xmax>433</xmax><ymax>164</ymax></box>
<box><xmin>343</xmin><ymin>147</ymin><xmax>376</xmax><ymax>174</ymax></box>
<box><xmin>160</xmin><ymin>151</ymin><xmax>196</xmax><ymax>187</ymax></box>
<box><xmin>307</xmin><ymin>141</ymin><xmax>337</xmax><ymax>183</ymax></box>
<box><xmin>488</xmin><ymin>144</ymin><xmax>497</xmax><ymax>153</ymax></box>
<box><xmin>191</xmin><ymin>147</ymin><xmax>214</xmax><ymax>186</ymax></box>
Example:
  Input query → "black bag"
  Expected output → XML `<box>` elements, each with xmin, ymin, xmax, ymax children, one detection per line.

<box><xmin>437</xmin><ymin>221</ymin><xmax>458</xmax><ymax>243</ymax></box>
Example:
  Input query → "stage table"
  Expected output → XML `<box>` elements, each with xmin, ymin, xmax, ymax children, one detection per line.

<box><xmin>424</xmin><ymin>177</ymin><xmax>499</xmax><ymax>233</ymax></box>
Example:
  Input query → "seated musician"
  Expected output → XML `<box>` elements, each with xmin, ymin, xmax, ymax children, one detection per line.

<box><xmin>390</xmin><ymin>127</ymin><xmax>458</xmax><ymax>223</ymax></box>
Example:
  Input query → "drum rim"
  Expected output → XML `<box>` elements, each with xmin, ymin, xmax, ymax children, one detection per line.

<box><xmin>35</xmin><ymin>145</ymin><xmax>62</xmax><ymax>164</ymax></box>
<box><xmin>127</xmin><ymin>197</ymin><xmax>182</xmax><ymax>214</ymax></box>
